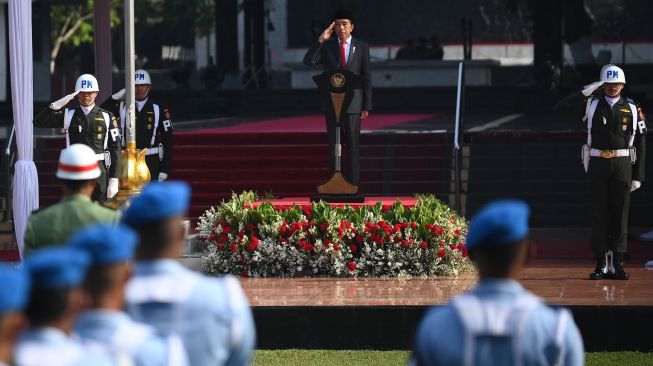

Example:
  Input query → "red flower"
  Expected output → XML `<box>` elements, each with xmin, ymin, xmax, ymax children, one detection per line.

<box><xmin>337</xmin><ymin>228</ymin><xmax>344</xmax><ymax>238</ymax></box>
<box><xmin>246</xmin><ymin>223</ymin><xmax>256</xmax><ymax>232</ymax></box>
<box><xmin>241</xmin><ymin>269</ymin><xmax>249</xmax><ymax>277</ymax></box>
<box><xmin>229</xmin><ymin>243</ymin><xmax>238</xmax><ymax>252</ymax></box>
<box><xmin>248</xmin><ymin>237</ymin><xmax>259</xmax><ymax>252</ymax></box>
<box><xmin>280</xmin><ymin>238</ymin><xmax>287</xmax><ymax>245</ymax></box>
<box><xmin>454</xmin><ymin>229</ymin><xmax>461</xmax><ymax>236</ymax></box>
<box><xmin>439</xmin><ymin>241</ymin><xmax>445</xmax><ymax>247</ymax></box>
<box><xmin>222</xmin><ymin>225</ymin><xmax>232</xmax><ymax>234</ymax></box>
<box><xmin>320</xmin><ymin>223</ymin><xmax>329</xmax><ymax>231</ymax></box>
<box><xmin>333</xmin><ymin>244</ymin><xmax>340</xmax><ymax>251</ymax></box>
<box><xmin>421</xmin><ymin>241</ymin><xmax>428</xmax><ymax>248</ymax></box>
<box><xmin>438</xmin><ymin>249</ymin><xmax>446</xmax><ymax>258</ymax></box>
<box><xmin>216</xmin><ymin>243</ymin><xmax>224</xmax><ymax>250</ymax></box>
<box><xmin>279</xmin><ymin>225</ymin><xmax>288</xmax><ymax>234</ymax></box>
<box><xmin>309</xmin><ymin>220</ymin><xmax>316</xmax><ymax>227</ymax></box>
<box><xmin>355</xmin><ymin>235</ymin><xmax>364</xmax><ymax>244</ymax></box>
<box><xmin>450</xmin><ymin>244</ymin><xmax>458</xmax><ymax>250</ymax></box>
<box><xmin>462</xmin><ymin>247</ymin><xmax>469</xmax><ymax>257</ymax></box>
<box><xmin>401</xmin><ymin>240</ymin><xmax>408</xmax><ymax>249</ymax></box>
<box><xmin>410</xmin><ymin>222</ymin><xmax>417</xmax><ymax>229</ymax></box>
<box><xmin>324</xmin><ymin>239</ymin><xmax>332</xmax><ymax>248</ymax></box>
<box><xmin>347</xmin><ymin>262</ymin><xmax>357</xmax><ymax>271</ymax></box>
<box><xmin>299</xmin><ymin>240</ymin><xmax>308</xmax><ymax>249</ymax></box>
<box><xmin>349</xmin><ymin>244</ymin><xmax>358</xmax><ymax>253</ymax></box>
<box><xmin>305</xmin><ymin>244</ymin><xmax>314</xmax><ymax>252</ymax></box>
<box><xmin>209</xmin><ymin>234</ymin><xmax>216</xmax><ymax>242</ymax></box>
<box><xmin>374</xmin><ymin>236</ymin><xmax>384</xmax><ymax>245</ymax></box>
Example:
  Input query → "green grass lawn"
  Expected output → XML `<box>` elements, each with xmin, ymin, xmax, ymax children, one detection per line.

<box><xmin>252</xmin><ymin>350</ymin><xmax>653</xmax><ymax>366</ymax></box>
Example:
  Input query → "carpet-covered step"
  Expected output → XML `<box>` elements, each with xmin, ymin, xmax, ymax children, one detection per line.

<box><xmin>171</xmin><ymin>168</ymin><xmax>448</xmax><ymax>182</ymax></box>
<box><xmin>173</xmin><ymin>144</ymin><xmax>445</xmax><ymax>158</ymax></box>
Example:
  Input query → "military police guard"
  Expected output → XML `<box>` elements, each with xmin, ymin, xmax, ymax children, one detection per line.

<box><xmin>555</xmin><ymin>65</ymin><xmax>647</xmax><ymax>280</ymax></box>
<box><xmin>102</xmin><ymin>70</ymin><xmax>173</xmax><ymax>182</ymax></box>
<box><xmin>34</xmin><ymin>74</ymin><xmax>122</xmax><ymax>202</ymax></box>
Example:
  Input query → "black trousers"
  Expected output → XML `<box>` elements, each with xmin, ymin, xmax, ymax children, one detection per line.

<box><xmin>92</xmin><ymin>165</ymin><xmax>108</xmax><ymax>203</ymax></box>
<box><xmin>326</xmin><ymin>113</ymin><xmax>361</xmax><ymax>185</ymax></box>
<box><xmin>146</xmin><ymin>155</ymin><xmax>161</xmax><ymax>179</ymax></box>
<box><xmin>588</xmin><ymin>157</ymin><xmax>632</xmax><ymax>254</ymax></box>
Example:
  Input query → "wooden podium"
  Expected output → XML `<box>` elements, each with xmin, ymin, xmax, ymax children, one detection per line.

<box><xmin>312</xmin><ymin>70</ymin><xmax>364</xmax><ymax>202</ymax></box>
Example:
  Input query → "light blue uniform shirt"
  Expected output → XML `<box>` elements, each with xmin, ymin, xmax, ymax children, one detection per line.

<box><xmin>125</xmin><ymin>259</ymin><xmax>256</xmax><ymax>366</ymax></box>
<box><xmin>412</xmin><ymin>280</ymin><xmax>584</xmax><ymax>366</ymax></box>
<box><xmin>74</xmin><ymin>310</ymin><xmax>188</xmax><ymax>366</ymax></box>
<box><xmin>14</xmin><ymin>327</ymin><xmax>114</xmax><ymax>366</ymax></box>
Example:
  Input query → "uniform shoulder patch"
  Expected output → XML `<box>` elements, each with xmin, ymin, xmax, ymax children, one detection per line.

<box><xmin>639</xmin><ymin>120</ymin><xmax>647</xmax><ymax>134</ymax></box>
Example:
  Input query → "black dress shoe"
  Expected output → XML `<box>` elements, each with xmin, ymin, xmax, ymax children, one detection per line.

<box><xmin>612</xmin><ymin>254</ymin><xmax>630</xmax><ymax>280</ymax></box>
<box><xmin>589</xmin><ymin>255</ymin><xmax>606</xmax><ymax>280</ymax></box>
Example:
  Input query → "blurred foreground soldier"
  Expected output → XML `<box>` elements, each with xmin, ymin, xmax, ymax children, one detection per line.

<box><xmin>34</xmin><ymin>74</ymin><xmax>122</xmax><ymax>201</ymax></box>
<box><xmin>555</xmin><ymin>64</ymin><xmax>647</xmax><ymax>280</ymax></box>
<box><xmin>15</xmin><ymin>247</ymin><xmax>113</xmax><ymax>366</ymax></box>
<box><xmin>303</xmin><ymin>9</ymin><xmax>372</xmax><ymax>185</ymax></box>
<box><xmin>0</xmin><ymin>265</ymin><xmax>29</xmax><ymax>366</ymax></box>
<box><xmin>411</xmin><ymin>200</ymin><xmax>584</xmax><ymax>366</ymax></box>
<box><xmin>23</xmin><ymin>144</ymin><xmax>119</xmax><ymax>257</ymax></box>
<box><xmin>102</xmin><ymin>70</ymin><xmax>173</xmax><ymax>182</ymax></box>
<box><xmin>71</xmin><ymin>224</ymin><xmax>188</xmax><ymax>366</ymax></box>
<box><xmin>123</xmin><ymin>182</ymin><xmax>256</xmax><ymax>366</ymax></box>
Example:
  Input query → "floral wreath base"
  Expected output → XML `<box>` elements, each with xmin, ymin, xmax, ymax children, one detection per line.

<box><xmin>197</xmin><ymin>192</ymin><xmax>473</xmax><ymax>277</ymax></box>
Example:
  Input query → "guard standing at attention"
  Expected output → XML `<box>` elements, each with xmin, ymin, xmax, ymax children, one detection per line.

<box><xmin>34</xmin><ymin>74</ymin><xmax>122</xmax><ymax>202</ymax></box>
<box><xmin>555</xmin><ymin>64</ymin><xmax>647</xmax><ymax>280</ymax></box>
<box><xmin>102</xmin><ymin>70</ymin><xmax>173</xmax><ymax>182</ymax></box>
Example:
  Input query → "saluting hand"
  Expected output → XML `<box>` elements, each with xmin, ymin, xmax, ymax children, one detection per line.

<box><xmin>319</xmin><ymin>22</ymin><xmax>335</xmax><ymax>43</ymax></box>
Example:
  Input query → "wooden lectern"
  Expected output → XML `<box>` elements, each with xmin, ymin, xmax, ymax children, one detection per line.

<box><xmin>312</xmin><ymin>70</ymin><xmax>364</xmax><ymax>202</ymax></box>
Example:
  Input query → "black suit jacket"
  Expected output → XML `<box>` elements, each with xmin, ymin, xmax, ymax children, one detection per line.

<box><xmin>303</xmin><ymin>37</ymin><xmax>372</xmax><ymax>113</ymax></box>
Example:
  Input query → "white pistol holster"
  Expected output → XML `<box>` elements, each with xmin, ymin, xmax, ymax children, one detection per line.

<box><xmin>582</xmin><ymin>144</ymin><xmax>590</xmax><ymax>173</ymax></box>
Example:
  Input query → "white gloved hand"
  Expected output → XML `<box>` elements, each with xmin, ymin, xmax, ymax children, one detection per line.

<box><xmin>631</xmin><ymin>180</ymin><xmax>642</xmax><ymax>192</ymax></box>
<box><xmin>107</xmin><ymin>178</ymin><xmax>119</xmax><ymax>199</ymax></box>
<box><xmin>582</xmin><ymin>81</ymin><xmax>604</xmax><ymax>97</ymax></box>
<box><xmin>49</xmin><ymin>90</ymin><xmax>80</xmax><ymax>110</ymax></box>
<box><xmin>112</xmin><ymin>88</ymin><xmax>126</xmax><ymax>101</ymax></box>
<box><xmin>158</xmin><ymin>173</ymin><xmax>168</xmax><ymax>182</ymax></box>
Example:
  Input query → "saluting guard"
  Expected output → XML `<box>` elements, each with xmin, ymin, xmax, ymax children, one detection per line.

<box><xmin>555</xmin><ymin>64</ymin><xmax>647</xmax><ymax>280</ymax></box>
<box><xmin>34</xmin><ymin>74</ymin><xmax>122</xmax><ymax>202</ymax></box>
<box><xmin>102</xmin><ymin>70</ymin><xmax>173</xmax><ymax>182</ymax></box>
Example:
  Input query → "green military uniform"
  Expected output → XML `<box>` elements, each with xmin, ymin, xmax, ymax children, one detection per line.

<box><xmin>33</xmin><ymin>105</ymin><xmax>122</xmax><ymax>202</ymax></box>
<box><xmin>23</xmin><ymin>194</ymin><xmax>119</xmax><ymax>257</ymax></box>
<box><xmin>555</xmin><ymin>91</ymin><xmax>647</xmax><ymax>257</ymax></box>
<box><xmin>101</xmin><ymin>98</ymin><xmax>173</xmax><ymax>179</ymax></box>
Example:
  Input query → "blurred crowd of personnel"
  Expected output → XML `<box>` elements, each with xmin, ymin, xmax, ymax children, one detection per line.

<box><xmin>396</xmin><ymin>36</ymin><xmax>444</xmax><ymax>60</ymax></box>
<box><xmin>1</xmin><ymin>144</ymin><xmax>255</xmax><ymax>366</ymax></box>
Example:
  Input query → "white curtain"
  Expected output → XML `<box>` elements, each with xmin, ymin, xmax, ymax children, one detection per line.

<box><xmin>9</xmin><ymin>0</ymin><xmax>38</xmax><ymax>259</ymax></box>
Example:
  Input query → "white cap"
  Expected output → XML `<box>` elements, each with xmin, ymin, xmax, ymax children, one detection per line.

<box><xmin>135</xmin><ymin>69</ymin><xmax>152</xmax><ymax>85</ymax></box>
<box><xmin>75</xmin><ymin>74</ymin><xmax>100</xmax><ymax>92</ymax></box>
<box><xmin>56</xmin><ymin>144</ymin><xmax>101</xmax><ymax>180</ymax></box>
<box><xmin>600</xmin><ymin>64</ymin><xmax>626</xmax><ymax>84</ymax></box>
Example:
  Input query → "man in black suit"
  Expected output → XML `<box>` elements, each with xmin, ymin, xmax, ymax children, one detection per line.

<box><xmin>303</xmin><ymin>9</ymin><xmax>372</xmax><ymax>186</ymax></box>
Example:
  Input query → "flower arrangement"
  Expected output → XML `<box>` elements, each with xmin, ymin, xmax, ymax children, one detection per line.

<box><xmin>197</xmin><ymin>191</ymin><xmax>472</xmax><ymax>277</ymax></box>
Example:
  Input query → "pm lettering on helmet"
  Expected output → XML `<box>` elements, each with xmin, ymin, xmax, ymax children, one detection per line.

<box><xmin>136</xmin><ymin>73</ymin><xmax>145</xmax><ymax>81</ymax></box>
<box><xmin>82</xmin><ymin>80</ymin><xmax>93</xmax><ymax>89</ymax></box>
<box><xmin>607</xmin><ymin>70</ymin><xmax>618</xmax><ymax>79</ymax></box>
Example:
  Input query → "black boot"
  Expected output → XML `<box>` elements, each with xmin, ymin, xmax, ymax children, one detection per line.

<box><xmin>589</xmin><ymin>254</ymin><xmax>606</xmax><ymax>280</ymax></box>
<box><xmin>612</xmin><ymin>253</ymin><xmax>630</xmax><ymax>280</ymax></box>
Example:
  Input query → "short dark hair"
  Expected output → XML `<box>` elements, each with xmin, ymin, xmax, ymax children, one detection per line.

<box><xmin>60</xmin><ymin>178</ymin><xmax>93</xmax><ymax>192</ymax></box>
<box><xmin>469</xmin><ymin>240</ymin><xmax>526</xmax><ymax>278</ymax></box>
<box><xmin>25</xmin><ymin>287</ymin><xmax>70</xmax><ymax>326</ymax></box>
<box><xmin>83</xmin><ymin>265</ymin><xmax>120</xmax><ymax>300</ymax></box>
<box><xmin>129</xmin><ymin>219</ymin><xmax>174</xmax><ymax>258</ymax></box>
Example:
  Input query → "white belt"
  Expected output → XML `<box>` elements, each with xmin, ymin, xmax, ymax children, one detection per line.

<box><xmin>96</xmin><ymin>153</ymin><xmax>105</xmax><ymax>161</ymax></box>
<box><xmin>146</xmin><ymin>147</ymin><xmax>159</xmax><ymax>155</ymax></box>
<box><xmin>589</xmin><ymin>148</ymin><xmax>630</xmax><ymax>159</ymax></box>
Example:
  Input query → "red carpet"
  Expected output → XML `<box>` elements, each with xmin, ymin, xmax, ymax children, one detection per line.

<box><xmin>178</xmin><ymin>113</ymin><xmax>435</xmax><ymax>134</ymax></box>
<box><xmin>251</xmin><ymin>196</ymin><xmax>418</xmax><ymax>211</ymax></box>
